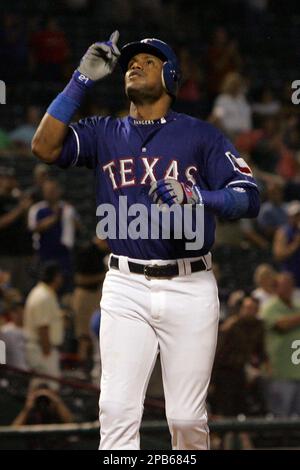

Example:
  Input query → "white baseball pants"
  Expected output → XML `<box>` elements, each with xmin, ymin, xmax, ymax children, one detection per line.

<box><xmin>99</xmin><ymin>254</ymin><xmax>219</xmax><ymax>450</ymax></box>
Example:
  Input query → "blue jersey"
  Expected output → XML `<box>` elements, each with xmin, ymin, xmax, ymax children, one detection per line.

<box><xmin>28</xmin><ymin>201</ymin><xmax>74</xmax><ymax>266</ymax></box>
<box><xmin>55</xmin><ymin>110</ymin><xmax>258</xmax><ymax>260</ymax></box>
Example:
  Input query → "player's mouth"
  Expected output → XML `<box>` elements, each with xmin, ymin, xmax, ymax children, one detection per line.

<box><xmin>128</xmin><ymin>70</ymin><xmax>145</xmax><ymax>79</ymax></box>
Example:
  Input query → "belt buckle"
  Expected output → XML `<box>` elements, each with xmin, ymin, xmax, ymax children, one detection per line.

<box><xmin>144</xmin><ymin>264</ymin><xmax>173</xmax><ymax>280</ymax></box>
<box><xmin>144</xmin><ymin>264</ymin><xmax>154</xmax><ymax>280</ymax></box>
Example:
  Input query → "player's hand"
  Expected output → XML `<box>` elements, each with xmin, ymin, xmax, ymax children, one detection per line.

<box><xmin>77</xmin><ymin>30</ymin><xmax>120</xmax><ymax>82</ymax></box>
<box><xmin>148</xmin><ymin>178</ymin><xmax>201</xmax><ymax>207</ymax></box>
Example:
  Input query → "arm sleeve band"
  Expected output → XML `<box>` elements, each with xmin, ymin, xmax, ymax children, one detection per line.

<box><xmin>199</xmin><ymin>186</ymin><xmax>260</xmax><ymax>220</ymax></box>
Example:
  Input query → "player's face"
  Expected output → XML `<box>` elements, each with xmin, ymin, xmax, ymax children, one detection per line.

<box><xmin>125</xmin><ymin>53</ymin><xmax>166</xmax><ymax>102</ymax></box>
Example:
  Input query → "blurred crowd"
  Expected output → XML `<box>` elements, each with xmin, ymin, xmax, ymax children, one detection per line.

<box><xmin>0</xmin><ymin>0</ymin><xmax>300</xmax><ymax>450</ymax></box>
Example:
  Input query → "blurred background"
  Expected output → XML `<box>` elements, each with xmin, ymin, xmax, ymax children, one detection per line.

<box><xmin>1</xmin><ymin>0</ymin><xmax>300</xmax><ymax>450</ymax></box>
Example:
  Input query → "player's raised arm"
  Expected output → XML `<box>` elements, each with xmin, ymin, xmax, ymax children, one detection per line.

<box><xmin>31</xmin><ymin>31</ymin><xmax>120</xmax><ymax>163</ymax></box>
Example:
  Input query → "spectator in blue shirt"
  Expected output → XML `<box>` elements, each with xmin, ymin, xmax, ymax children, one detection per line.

<box><xmin>257</xmin><ymin>181</ymin><xmax>287</xmax><ymax>241</ymax></box>
<box><xmin>28</xmin><ymin>178</ymin><xmax>79</xmax><ymax>292</ymax></box>
<box><xmin>273</xmin><ymin>201</ymin><xmax>300</xmax><ymax>287</ymax></box>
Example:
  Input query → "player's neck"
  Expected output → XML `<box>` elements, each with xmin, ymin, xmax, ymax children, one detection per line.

<box><xmin>129</xmin><ymin>100</ymin><xmax>170</xmax><ymax>121</ymax></box>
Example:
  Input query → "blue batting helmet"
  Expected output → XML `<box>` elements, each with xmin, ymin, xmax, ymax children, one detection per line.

<box><xmin>119</xmin><ymin>38</ymin><xmax>181</xmax><ymax>98</ymax></box>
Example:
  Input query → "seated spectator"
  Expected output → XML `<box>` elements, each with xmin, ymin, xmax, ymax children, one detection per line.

<box><xmin>210</xmin><ymin>72</ymin><xmax>252</xmax><ymax>139</ymax></box>
<box><xmin>257</xmin><ymin>181</ymin><xmax>287</xmax><ymax>241</ymax></box>
<box><xmin>252</xmin><ymin>263</ymin><xmax>277</xmax><ymax>310</ymax></box>
<box><xmin>0</xmin><ymin>300</ymin><xmax>28</xmax><ymax>370</ymax></box>
<box><xmin>24</xmin><ymin>262</ymin><xmax>64</xmax><ymax>389</ymax></box>
<box><xmin>28</xmin><ymin>178</ymin><xmax>80</xmax><ymax>293</ymax></box>
<box><xmin>9</xmin><ymin>106</ymin><xmax>41</xmax><ymax>157</ymax></box>
<box><xmin>0</xmin><ymin>167</ymin><xmax>34</xmax><ymax>294</ymax></box>
<box><xmin>12</xmin><ymin>385</ymin><xmax>74</xmax><ymax>426</ymax></box>
<box><xmin>273</xmin><ymin>201</ymin><xmax>300</xmax><ymax>287</ymax></box>
<box><xmin>261</xmin><ymin>272</ymin><xmax>300</xmax><ymax>416</ymax></box>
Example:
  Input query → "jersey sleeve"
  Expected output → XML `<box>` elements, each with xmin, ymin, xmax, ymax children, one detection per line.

<box><xmin>53</xmin><ymin>116</ymin><xmax>102</xmax><ymax>169</ymax></box>
<box><xmin>200</xmin><ymin>129</ymin><xmax>258</xmax><ymax>191</ymax></box>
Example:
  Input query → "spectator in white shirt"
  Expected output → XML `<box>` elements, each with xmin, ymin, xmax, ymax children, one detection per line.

<box><xmin>210</xmin><ymin>72</ymin><xmax>252</xmax><ymax>139</ymax></box>
<box><xmin>24</xmin><ymin>262</ymin><xmax>64</xmax><ymax>389</ymax></box>
<box><xmin>0</xmin><ymin>301</ymin><xmax>28</xmax><ymax>370</ymax></box>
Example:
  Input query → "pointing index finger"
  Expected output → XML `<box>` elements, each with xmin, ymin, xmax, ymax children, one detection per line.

<box><xmin>109</xmin><ymin>30</ymin><xmax>119</xmax><ymax>45</ymax></box>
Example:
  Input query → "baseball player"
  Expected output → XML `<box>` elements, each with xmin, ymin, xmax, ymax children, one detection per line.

<box><xmin>31</xmin><ymin>31</ymin><xmax>260</xmax><ymax>450</ymax></box>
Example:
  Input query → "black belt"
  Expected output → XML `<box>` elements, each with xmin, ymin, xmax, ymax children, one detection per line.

<box><xmin>110</xmin><ymin>255</ymin><xmax>208</xmax><ymax>280</ymax></box>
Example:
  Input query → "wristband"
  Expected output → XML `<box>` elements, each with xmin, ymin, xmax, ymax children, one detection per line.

<box><xmin>47</xmin><ymin>70</ymin><xmax>94</xmax><ymax>124</ymax></box>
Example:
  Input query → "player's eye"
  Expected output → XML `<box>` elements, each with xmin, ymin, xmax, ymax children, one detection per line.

<box><xmin>146</xmin><ymin>59</ymin><xmax>154</xmax><ymax>66</ymax></box>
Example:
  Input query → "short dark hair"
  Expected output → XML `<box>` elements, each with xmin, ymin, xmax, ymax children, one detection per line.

<box><xmin>40</xmin><ymin>262</ymin><xmax>62</xmax><ymax>284</ymax></box>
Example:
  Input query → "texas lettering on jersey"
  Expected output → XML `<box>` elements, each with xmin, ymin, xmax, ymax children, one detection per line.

<box><xmin>102</xmin><ymin>157</ymin><xmax>197</xmax><ymax>189</ymax></box>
